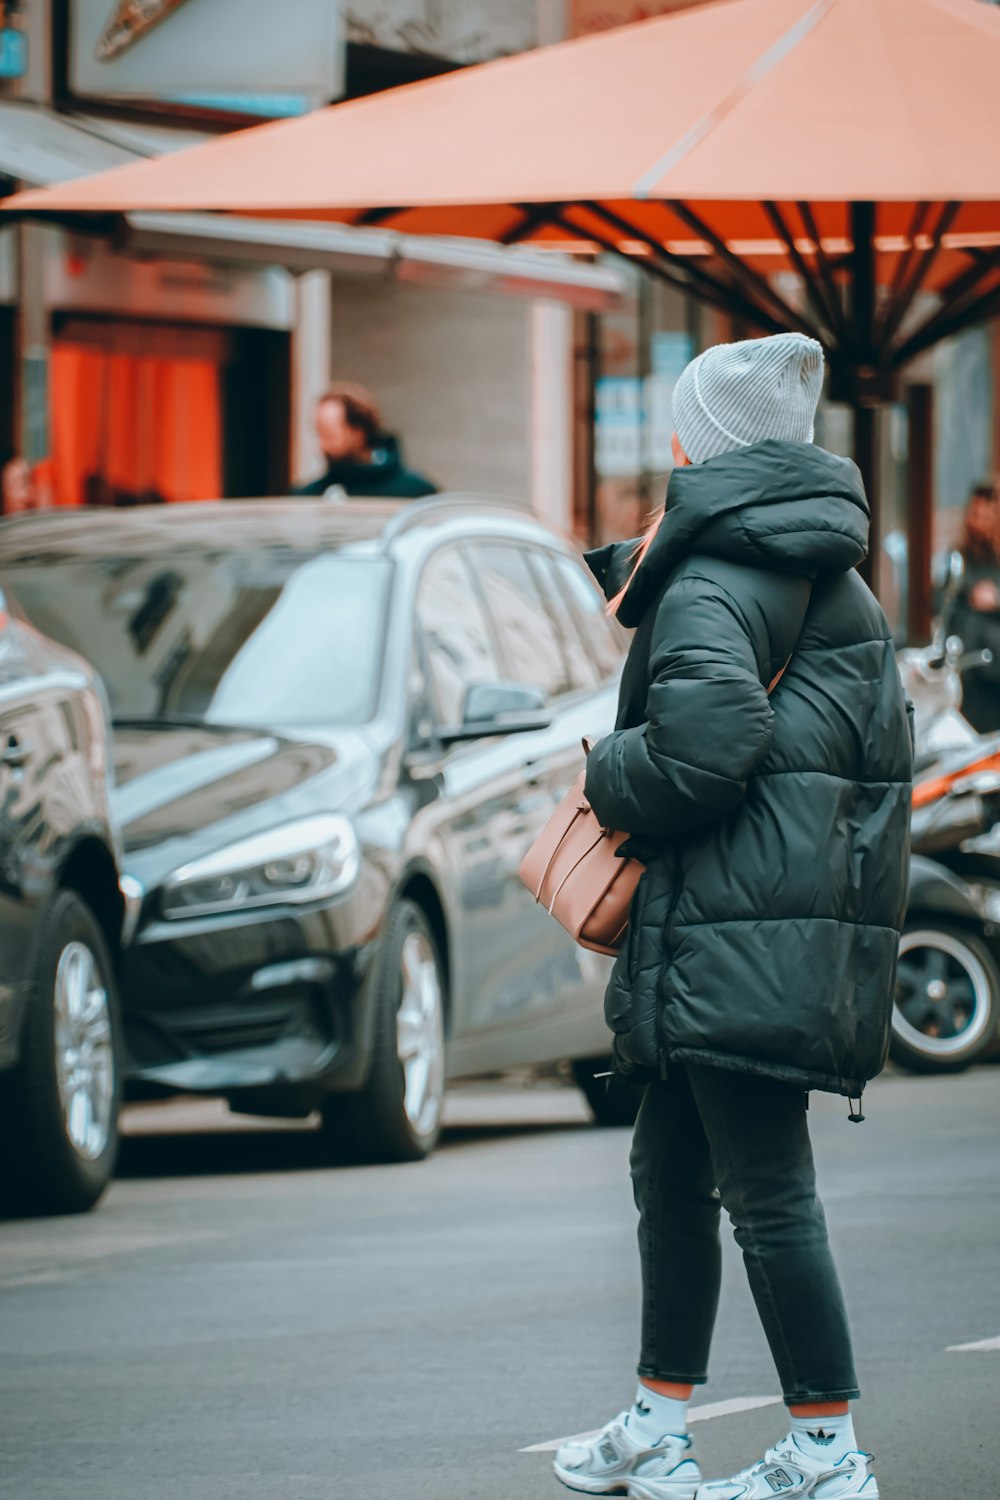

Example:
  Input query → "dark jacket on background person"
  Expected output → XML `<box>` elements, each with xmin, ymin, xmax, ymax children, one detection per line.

<box><xmin>584</xmin><ymin>440</ymin><xmax>913</xmax><ymax>1100</ymax></box>
<box><xmin>293</xmin><ymin>434</ymin><xmax>437</xmax><ymax>499</ymax></box>
<box><xmin>944</xmin><ymin>557</ymin><xmax>1000</xmax><ymax>734</ymax></box>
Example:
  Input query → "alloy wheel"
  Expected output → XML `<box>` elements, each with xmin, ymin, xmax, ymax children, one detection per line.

<box><xmin>893</xmin><ymin>928</ymin><xmax>994</xmax><ymax>1059</ymax></box>
<box><xmin>395</xmin><ymin>928</ymin><xmax>445</xmax><ymax>1139</ymax></box>
<box><xmin>53</xmin><ymin>940</ymin><xmax>115</xmax><ymax>1160</ymax></box>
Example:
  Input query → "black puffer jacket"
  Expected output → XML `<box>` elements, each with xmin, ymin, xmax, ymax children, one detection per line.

<box><xmin>584</xmin><ymin>440</ymin><xmax>913</xmax><ymax>1100</ymax></box>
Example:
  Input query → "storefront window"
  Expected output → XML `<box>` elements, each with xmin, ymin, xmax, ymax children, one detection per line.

<box><xmin>582</xmin><ymin>261</ymin><xmax>701</xmax><ymax>547</ymax></box>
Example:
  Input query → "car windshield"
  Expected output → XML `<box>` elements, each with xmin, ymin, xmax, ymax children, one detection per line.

<box><xmin>2</xmin><ymin>547</ymin><xmax>391</xmax><ymax>729</ymax></box>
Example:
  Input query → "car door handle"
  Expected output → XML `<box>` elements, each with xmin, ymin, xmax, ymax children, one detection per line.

<box><xmin>2</xmin><ymin>737</ymin><xmax>29</xmax><ymax>769</ymax></box>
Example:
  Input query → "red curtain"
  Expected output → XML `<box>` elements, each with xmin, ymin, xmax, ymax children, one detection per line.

<box><xmin>51</xmin><ymin>342</ymin><xmax>223</xmax><ymax>508</ymax></box>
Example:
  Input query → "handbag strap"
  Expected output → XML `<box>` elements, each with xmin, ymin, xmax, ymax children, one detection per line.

<box><xmin>533</xmin><ymin>799</ymin><xmax>590</xmax><ymax>902</ymax></box>
<box><xmin>544</xmin><ymin>823</ymin><xmax>611</xmax><ymax>915</ymax></box>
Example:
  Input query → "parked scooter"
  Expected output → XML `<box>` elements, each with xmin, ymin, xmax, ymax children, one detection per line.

<box><xmin>893</xmin><ymin>558</ymin><xmax>1000</xmax><ymax>1072</ymax></box>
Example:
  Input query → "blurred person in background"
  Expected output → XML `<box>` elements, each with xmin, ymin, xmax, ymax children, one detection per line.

<box><xmin>1</xmin><ymin>456</ymin><xmax>42</xmax><ymax>516</ymax></box>
<box><xmin>943</xmin><ymin>480</ymin><xmax>1000</xmax><ymax>734</ymax></box>
<box><xmin>552</xmin><ymin>334</ymin><xmax>911</xmax><ymax>1500</ymax></box>
<box><xmin>294</xmin><ymin>382</ymin><xmax>437</xmax><ymax>499</ymax></box>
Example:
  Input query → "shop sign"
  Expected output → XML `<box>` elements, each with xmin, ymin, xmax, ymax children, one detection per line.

<box><xmin>595</xmin><ymin>331</ymin><xmax>693</xmax><ymax>478</ymax></box>
<box><xmin>595</xmin><ymin>375</ymin><xmax>642</xmax><ymax>478</ymax></box>
<box><xmin>67</xmin><ymin>0</ymin><xmax>343</xmax><ymax>111</ymax></box>
<box><xmin>0</xmin><ymin>26</ymin><xmax>27</xmax><ymax>78</ymax></box>
<box><xmin>96</xmin><ymin>1</ymin><xmax>194</xmax><ymax>62</ymax></box>
<box><xmin>645</xmin><ymin>330</ymin><xmax>692</xmax><ymax>472</ymax></box>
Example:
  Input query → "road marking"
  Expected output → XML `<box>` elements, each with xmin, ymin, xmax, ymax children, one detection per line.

<box><xmin>947</xmin><ymin>1335</ymin><xmax>1000</xmax><ymax>1352</ymax></box>
<box><xmin>520</xmin><ymin>1395</ymin><xmax>782</xmax><ymax>1451</ymax></box>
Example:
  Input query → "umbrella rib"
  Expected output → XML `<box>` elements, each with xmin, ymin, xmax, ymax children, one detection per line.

<box><xmin>502</xmin><ymin>204</ymin><xmax>566</xmax><ymax>245</ymax></box>
<box><xmin>891</xmin><ymin>251</ymin><xmax>1000</xmax><ymax>368</ymax></box>
<box><xmin>761</xmin><ymin>201</ymin><xmax>842</xmax><ymax>345</ymax></box>
<box><xmin>353</xmin><ymin>206</ymin><xmax>404</xmax><ymax>226</ymax></box>
<box><xmin>795</xmin><ymin>201</ymin><xmax>851</xmax><ymax>347</ymax></box>
<box><xmin>874</xmin><ymin>200</ymin><xmax>931</xmax><ymax>345</ymax></box>
<box><xmin>581</xmin><ymin>200</ymin><xmax>788</xmax><ymax>335</ymax></box>
<box><xmin>878</xmin><ymin>200</ymin><xmax>960</xmax><ymax>352</ymax></box>
<box><xmin>545</xmin><ymin>205</ymin><xmax>749</xmax><ymax>324</ymax></box>
<box><xmin>893</xmin><ymin>282</ymin><xmax>1000</xmax><ymax>370</ymax></box>
<box><xmin>669</xmin><ymin>200</ymin><xmax>823</xmax><ymax>342</ymax></box>
<box><xmin>632</xmin><ymin>0</ymin><xmax>837</xmax><ymax>198</ymax></box>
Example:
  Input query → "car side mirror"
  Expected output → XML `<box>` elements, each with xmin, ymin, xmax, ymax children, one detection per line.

<box><xmin>438</xmin><ymin>681</ymin><xmax>551</xmax><ymax>744</ymax></box>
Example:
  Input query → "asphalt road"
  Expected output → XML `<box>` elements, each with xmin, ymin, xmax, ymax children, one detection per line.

<box><xmin>2</xmin><ymin>1067</ymin><xmax>998</xmax><ymax>1500</ymax></box>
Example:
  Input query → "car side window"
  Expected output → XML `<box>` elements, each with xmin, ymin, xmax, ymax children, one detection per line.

<box><xmin>468</xmin><ymin>541</ymin><xmax>571</xmax><ymax>700</ymax></box>
<box><xmin>530</xmin><ymin>549</ymin><xmax>600</xmax><ymax>692</ymax></box>
<box><xmin>550</xmin><ymin>551</ymin><xmax>625</xmax><ymax>680</ymax></box>
<box><xmin>415</xmin><ymin>545</ymin><xmax>502</xmax><ymax>727</ymax></box>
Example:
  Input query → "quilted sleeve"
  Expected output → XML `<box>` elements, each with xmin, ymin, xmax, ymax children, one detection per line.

<box><xmin>584</xmin><ymin>577</ymin><xmax>775</xmax><ymax>839</ymax></box>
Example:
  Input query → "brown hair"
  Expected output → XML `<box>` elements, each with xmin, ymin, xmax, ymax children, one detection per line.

<box><xmin>317</xmin><ymin>382</ymin><xmax>383</xmax><ymax>450</ymax></box>
<box><xmin>962</xmin><ymin>479</ymin><xmax>1000</xmax><ymax>564</ymax></box>
<box><xmin>606</xmin><ymin>504</ymin><xmax>666</xmax><ymax>617</ymax></box>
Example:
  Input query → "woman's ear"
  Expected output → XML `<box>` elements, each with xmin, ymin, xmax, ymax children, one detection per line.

<box><xmin>671</xmin><ymin>432</ymin><xmax>691</xmax><ymax>467</ymax></box>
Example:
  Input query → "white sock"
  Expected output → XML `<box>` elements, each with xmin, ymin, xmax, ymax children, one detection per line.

<box><xmin>626</xmin><ymin>1382</ymin><xmax>689</xmax><ymax>1442</ymax></box>
<box><xmin>790</xmin><ymin>1410</ymin><xmax>857</xmax><ymax>1462</ymax></box>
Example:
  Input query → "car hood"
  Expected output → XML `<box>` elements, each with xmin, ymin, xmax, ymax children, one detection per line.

<box><xmin>110</xmin><ymin>721</ymin><xmax>377</xmax><ymax>888</ymax></box>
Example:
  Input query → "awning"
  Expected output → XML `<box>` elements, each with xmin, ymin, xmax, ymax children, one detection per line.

<box><xmin>0</xmin><ymin>101</ymin><xmax>141</xmax><ymax>185</ymax></box>
<box><xmin>0</xmin><ymin>104</ymin><xmax>622</xmax><ymax>309</ymax></box>
<box><xmin>122</xmin><ymin>213</ymin><xmax>623</xmax><ymax>307</ymax></box>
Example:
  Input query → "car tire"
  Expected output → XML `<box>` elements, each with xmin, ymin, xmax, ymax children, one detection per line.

<box><xmin>321</xmin><ymin>899</ymin><xmax>446</xmax><ymax>1164</ymax></box>
<box><xmin>0</xmin><ymin>890</ymin><xmax>121</xmax><ymax>1214</ymax></box>
<box><xmin>890</xmin><ymin>921</ymin><xmax>999</xmax><ymax>1075</ymax></box>
<box><xmin>572</xmin><ymin>1058</ymin><xmax>643</xmax><ymax>1127</ymax></box>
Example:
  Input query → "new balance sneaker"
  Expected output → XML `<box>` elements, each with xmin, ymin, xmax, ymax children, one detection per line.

<box><xmin>553</xmin><ymin>1414</ymin><xmax>701</xmax><ymax>1496</ymax></box>
<box><xmin>692</xmin><ymin>1434</ymin><xmax>878</xmax><ymax>1499</ymax></box>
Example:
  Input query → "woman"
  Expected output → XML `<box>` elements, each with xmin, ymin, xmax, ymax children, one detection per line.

<box><xmin>944</xmin><ymin>481</ymin><xmax>1000</xmax><ymax>734</ymax></box>
<box><xmin>553</xmin><ymin>334</ymin><xmax>912</xmax><ymax>1500</ymax></box>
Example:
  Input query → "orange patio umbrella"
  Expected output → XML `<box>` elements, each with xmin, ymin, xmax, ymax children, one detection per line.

<box><xmin>6</xmin><ymin>0</ymin><xmax>1000</xmax><ymax>583</ymax></box>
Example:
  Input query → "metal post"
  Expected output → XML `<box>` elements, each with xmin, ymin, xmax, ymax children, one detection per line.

<box><xmin>850</xmin><ymin>201</ymin><xmax>880</xmax><ymax>589</ymax></box>
<box><xmin>906</xmin><ymin>383</ymin><xmax>934</xmax><ymax>644</ymax></box>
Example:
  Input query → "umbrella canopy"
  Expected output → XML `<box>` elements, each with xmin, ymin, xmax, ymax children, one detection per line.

<box><xmin>6</xmin><ymin>0</ymin><xmax>1000</xmax><ymax>582</ymax></box>
<box><xmin>7</xmin><ymin>0</ymin><xmax>1000</xmax><ymax>372</ymax></box>
<box><xmin>6</xmin><ymin>0</ymin><xmax>1000</xmax><ymax>363</ymax></box>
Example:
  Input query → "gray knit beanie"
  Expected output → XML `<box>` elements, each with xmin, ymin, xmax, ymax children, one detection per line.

<box><xmin>672</xmin><ymin>332</ymin><xmax>824</xmax><ymax>465</ymax></box>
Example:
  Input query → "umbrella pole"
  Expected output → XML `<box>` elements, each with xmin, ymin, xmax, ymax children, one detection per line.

<box><xmin>850</xmin><ymin>201</ymin><xmax>880</xmax><ymax>590</ymax></box>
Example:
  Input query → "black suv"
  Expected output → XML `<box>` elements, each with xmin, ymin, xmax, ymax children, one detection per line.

<box><xmin>0</xmin><ymin>582</ymin><xmax>124</xmax><ymax>1213</ymax></box>
<box><xmin>0</xmin><ymin>498</ymin><xmax>628</xmax><ymax>1162</ymax></box>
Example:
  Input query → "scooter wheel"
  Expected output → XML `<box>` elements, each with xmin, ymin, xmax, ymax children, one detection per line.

<box><xmin>891</xmin><ymin>921</ymin><xmax>999</xmax><ymax>1074</ymax></box>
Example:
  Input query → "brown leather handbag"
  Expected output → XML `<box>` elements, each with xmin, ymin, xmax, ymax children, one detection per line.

<box><xmin>517</xmin><ymin>738</ymin><xmax>643</xmax><ymax>957</ymax></box>
<box><xmin>518</xmin><ymin>662</ymin><xmax>790</xmax><ymax>956</ymax></box>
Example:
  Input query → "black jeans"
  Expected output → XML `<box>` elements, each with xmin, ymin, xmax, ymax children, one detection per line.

<box><xmin>630</xmin><ymin>1064</ymin><xmax>859</xmax><ymax>1404</ymax></box>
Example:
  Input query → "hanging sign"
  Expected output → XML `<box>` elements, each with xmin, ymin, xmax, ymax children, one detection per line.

<box><xmin>95</xmin><ymin>0</ymin><xmax>194</xmax><ymax>62</ymax></box>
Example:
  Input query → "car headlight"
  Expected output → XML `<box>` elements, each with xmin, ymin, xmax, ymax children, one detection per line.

<box><xmin>161</xmin><ymin>815</ymin><xmax>360</xmax><ymax>920</ymax></box>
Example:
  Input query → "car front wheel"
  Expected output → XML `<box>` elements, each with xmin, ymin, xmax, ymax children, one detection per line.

<box><xmin>1</xmin><ymin>890</ymin><xmax>121</xmax><ymax>1214</ymax></box>
<box><xmin>321</xmin><ymin>899</ymin><xmax>446</xmax><ymax>1163</ymax></box>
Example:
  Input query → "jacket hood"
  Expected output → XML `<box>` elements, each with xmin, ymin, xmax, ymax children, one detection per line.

<box><xmin>586</xmin><ymin>440</ymin><xmax>869</xmax><ymax>628</ymax></box>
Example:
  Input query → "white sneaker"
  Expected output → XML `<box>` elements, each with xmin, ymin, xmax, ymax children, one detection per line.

<box><xmin>693</xmin><ymin>1434</ymin><xmax>879</xmax><ymax>1499</ymax></box>
<box><xmin>553</xmin><ymin>1413</ymin><xmax>701</xmax><ymax>1496</ymax></box>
